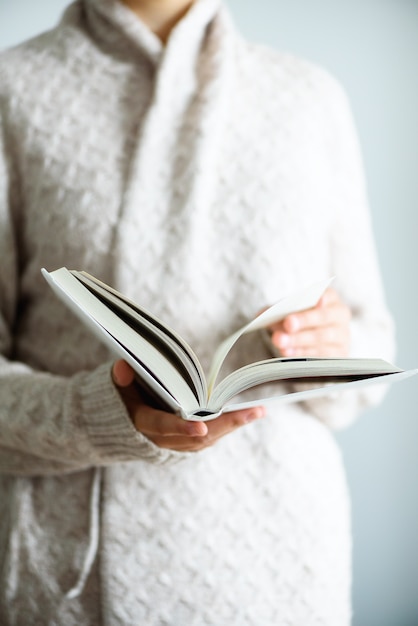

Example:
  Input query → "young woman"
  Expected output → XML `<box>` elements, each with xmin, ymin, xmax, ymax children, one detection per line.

<box><xmin>0</xmin><ymin>0</ymin><xmax>394</xmax><ymax>623</ymax></box>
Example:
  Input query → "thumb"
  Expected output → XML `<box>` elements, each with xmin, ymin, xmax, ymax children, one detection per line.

<box><xmin>112</xmin><ymin>359</ymin><xmax>135</xmax><ymax>387</ymax></box>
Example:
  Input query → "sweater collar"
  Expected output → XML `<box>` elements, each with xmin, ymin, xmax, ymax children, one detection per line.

<box><xmin>77</xmin><ymin>0</ymin><xmax>222</xmax><ymax>66</ymax></box>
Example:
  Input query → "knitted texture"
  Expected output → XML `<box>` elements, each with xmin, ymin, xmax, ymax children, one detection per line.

<box><xmin>0</xmin><ymin>0</ymin><xmax>394</xmax><ymax>624</ymax></box>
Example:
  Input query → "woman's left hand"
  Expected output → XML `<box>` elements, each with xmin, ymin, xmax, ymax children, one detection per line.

<box><xmin>269</xmin><ymin>288</ymin><xmax>352</xmax><ymax>358</ymax></box>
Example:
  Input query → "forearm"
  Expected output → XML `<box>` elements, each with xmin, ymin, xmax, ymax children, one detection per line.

<box><xmin>0</xmin><ymin>359</ymin><xmax>185</xmax><ymax>476</ymax></box>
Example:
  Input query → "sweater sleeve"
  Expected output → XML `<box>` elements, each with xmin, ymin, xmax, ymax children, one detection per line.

<box><xmin>0</xmin><ymin>117</ymin><xmax>187</xmax><ymax>476</ymax></box>
<box><xmin>0</xmin><ymin>360</ymin><xmax>190</xmax><ymax>476</ymax></box>
<box><xmin>294</xmin><ymin>71</ymin><xmax>396</xmax><ymax>429</ymax></box>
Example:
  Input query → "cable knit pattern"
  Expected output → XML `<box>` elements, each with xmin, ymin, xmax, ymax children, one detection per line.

<box><xmin>0</xmin><ymin>0</ymin><xmax>394</xmax><ymax>624</ymax></box>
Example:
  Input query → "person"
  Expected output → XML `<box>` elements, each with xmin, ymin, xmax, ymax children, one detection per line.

<box><xmin>0</xmin><ymin>0</ymin><xmax>395</xmax><ymax>624</ymax></box>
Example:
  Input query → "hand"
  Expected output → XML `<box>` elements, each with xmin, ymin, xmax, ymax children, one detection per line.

<box><xmin>112</xmin><ymin>360</ymin><xmax>265</xmax><ymax>451</ymax></box>
<box><xmin>269</xmin><ymin>288</ymin><xmax>351</xmax><ymax>358</ymax></box>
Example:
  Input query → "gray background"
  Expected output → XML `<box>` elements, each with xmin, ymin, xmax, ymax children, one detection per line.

<box><xmin>1</xmin><ymin>1</ymin><xmax>417</xmax><ymax>625</ymax></box>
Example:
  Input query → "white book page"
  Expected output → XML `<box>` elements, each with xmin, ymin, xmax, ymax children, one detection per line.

<box><xmin>207</xmin><ymin>277</ymin><xmax>333</xmax><ymax>394</ymax></box>
<box><xmin>76</xmin><ymin>271</ymin><xmax>206</xmax><ymax>393</ymax></box>
<box><xmin>42</xmin><ymin>268</ymin><xmax>199</xmax><ymax>416</ymax></box>
<box><xmin>209</xmin><ymin>356</ymin><xmax>401</xmax><ymax>409</ymax></box>
<box><xmin>186</xmin><ymin>369</ymin><xmax>418</xmax><ymax>420</ymax></box>
<box><xmin>73</xmin><ymin>271</ymin><xmax>206</xmax><ymax>404</ymax></box>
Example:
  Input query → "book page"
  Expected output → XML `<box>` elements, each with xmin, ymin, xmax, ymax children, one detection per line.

<box><xmin>212</xmin><ymin>369</ymin><xmax>418</xmax><ymax>419</ymax></box>
<box><xmin>208</xmin><ymin>356</ymin><xmax>402</xmax><ymax>409</ymax></box>
<box><xmin>207</xmin><ymin>277</ymin><xmax>333</xmax><ymax>394</ymax></box>
<box><xmin>74</xmin><ymin>271</ymin><xmax>207</xmax><ymax>404</ymax></box>
<box><xmin>42</xmin><ymin>268</ymin><xmax>200</xmax><ymax>416</ymax></box>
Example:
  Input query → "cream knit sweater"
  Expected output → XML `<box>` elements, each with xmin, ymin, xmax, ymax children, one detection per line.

<box><xmin>0</xmin><ymin>0</ymin><xmax>395</xmax><ymax>624</ymax></box>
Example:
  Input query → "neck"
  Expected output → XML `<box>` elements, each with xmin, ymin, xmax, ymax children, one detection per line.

<box><xmin>120</xmin><ymin>0</ymin><xmax>195</xmax><ymax>43</ymax></box>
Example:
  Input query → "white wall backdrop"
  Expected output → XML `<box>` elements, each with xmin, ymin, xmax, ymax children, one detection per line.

<box><xmin>1</xmin><ymin>2</ymin><xmax>417</xmax><ymax>625</ymax></box>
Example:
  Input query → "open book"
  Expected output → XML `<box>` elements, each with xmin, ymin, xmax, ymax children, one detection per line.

<box><xmin>42</xmin><ymin>267</ymin><xmax>416</xmax><ymax>420</ymax></box>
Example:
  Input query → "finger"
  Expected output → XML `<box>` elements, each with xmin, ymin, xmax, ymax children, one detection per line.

<box><xmin>274</xmin><ymin>327</ymin><xmax>350</xmax><ymax>357</ymax></box>
<box><xmin>156</xmin><ymin>405</ymin><xmax>265</xmax><ymax>447</ymax></box>
<box><xmin>151</xmin><ymin>432</ymin><xmax>214</xmax><ymax>451</ymax></box>
<box><xmin>133</xmin><ymin>403</ymin><xmax>208</xmax><ymax>438</ymax></box>
<box><xmin>267</xmin><ymin>290</ymin><xmax>347</xmax><ymax>336</ymax></box>
<box><xmin>283</xmin><ymin>300</ymin><xmax>351</xmax><ymax>334</ymax></box>
<box><xmin>274</xmin><ymin>343</ymin><xmax>349</xmax><ymax>358</ymax></box>
<box><xmin>266</xmin><ymin>319</ymin><xmax>287</xmax><ymax>334</ymax></box>
<box><xmin>112</xmin><ymin>359</ymin><xmax>136</xmax><ymax>387</ymax></box>
<box><xmin>274</xmin><ymin>325</ymin><xmax>345</xmax><ymax>350</ymax></box>
<box><xmin>143</xmin><ymin>405</ymin><xmax>265</xmax><ymax>451</ymax></box>
<box><xmin>203</xmin><ymin>406</ymin><xmax>265</xmax><ymax>440</ymax></box>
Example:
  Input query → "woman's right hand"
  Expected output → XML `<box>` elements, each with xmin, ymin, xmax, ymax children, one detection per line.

<box><xmin>112</xmin><ymin>359</ymin><xmax>265</xmax><ymax>452</ymax></box>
